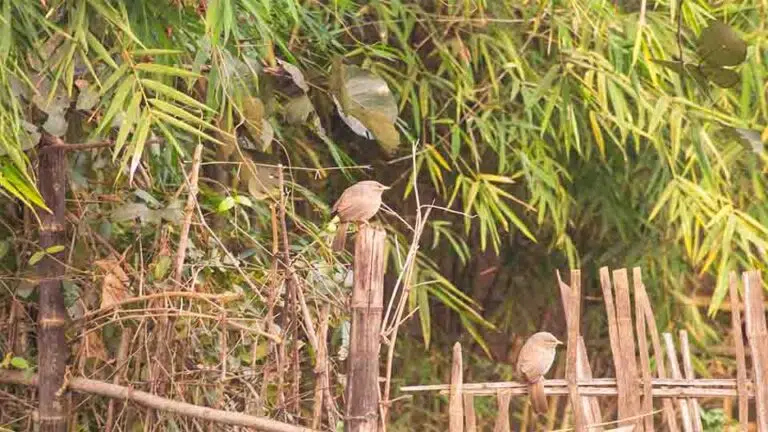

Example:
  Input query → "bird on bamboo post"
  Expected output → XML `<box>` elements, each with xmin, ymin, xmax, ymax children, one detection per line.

<box><xmin>330</xmin><ymin>180</ymin><xmax>390</xmax><ymax>252</ymax></box>
<box><xmin>516</xmin><ymin>331</ymin><xmax>563</xmax><ymax>415</ymax></box>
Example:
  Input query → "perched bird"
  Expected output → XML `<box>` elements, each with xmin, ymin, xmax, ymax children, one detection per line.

<box><xmin>331</xmin><ymin>180</ymin><xmax>390</xmax><ymax>251</ymax></box>
<box><xmin>516</xmin><ymin>332</ymin><xmax>563</xmax><ymax>414</ymax></box>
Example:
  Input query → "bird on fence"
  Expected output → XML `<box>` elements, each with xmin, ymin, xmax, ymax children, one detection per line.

<box><xmin>516</xmin><ymin>331</ymin><xmax>563</xmax><ymax>414</ymax></box>
<box><xmin>330</xmin><ymin>180</ymin><xmax>390</xmax><ymax>252</ymax></box>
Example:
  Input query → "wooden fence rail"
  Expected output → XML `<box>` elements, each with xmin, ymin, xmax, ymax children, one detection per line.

<box><xmin>401</xmin><ymin>268</ymin><xmax>768</xmax><ymax>431</ymax></box>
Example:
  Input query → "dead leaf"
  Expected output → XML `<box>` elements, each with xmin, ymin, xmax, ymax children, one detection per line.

<box><xmin>84</xmin><ymin>331</ymin><xmax>109</xmax><ymax>362</ymax></box>
<box><xmin>95</xmin><ymin>259</ymin><xmax>130</xmax><ymax>309</ymax></box>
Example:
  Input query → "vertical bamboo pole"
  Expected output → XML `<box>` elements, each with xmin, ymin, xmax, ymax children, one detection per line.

<box><xmin>345</xmin><ymin>225</ymin><xmax>386</xmax><ymax>432</ymax></box>
<box><xmin>463</xmin><ymin>394</ymin><xmax>476</xmax><ymax>432</ymax></box>
<box><xmin>632</xmin><ymin>268</ymin><xmax>654</xmax><ymax>432</ymax></box>
<box><xmin>557</xmin><ymin>270</ymin><xmax>602</xmax><ymax>426</ymax></box>
<box><xmin>637</xmin><ymin>281</ymin><xmax>679</xmax><ymax>432</ymax></box>
<box><xmin>663</xmin><ymin>333</ymin><xmax>693</xmax><ymax>432</ymax></box>
<box><xmin>493</xmin><ymin>391</ymin><xmax>511</xmax><ymax>432</ymax></box>
<box><xmin>564</xmin><ymin>270</ymin><xmax>585</xmax><ymax>431</ymax></box>
<box><xmin>679</xmin><ymin>331</ymin><xmax>703</xmax><ymax>432</ymax></box>
<box><xmin>449</xmin><ymin>342</ymin><xmax>464</xmax><ymax>432</ymax></box>
<box><xmin>612</xmin><ymin>269</ymin><xmax>641</xmax><ymax>426</ymax></box>
<box><xmin>36</xmin><ymin>133</ymin><xmax>69</xmax><ymax>432</ymax></box>
<box><xmin>728</xmin><ymin>272</ymin><xmax>749</xmax><ymax>431</ymax></box>
<box><xmin>599</xmin><ymin>267</ymin><xmax>631</xmax><ymax>426</ymax></box>
<box><xmin>743</xmin><ymin>270</ymin><xmax>768</xmax><ymax>431</ymax></box>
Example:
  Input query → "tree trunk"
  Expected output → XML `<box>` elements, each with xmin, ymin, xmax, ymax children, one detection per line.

<box><xmin>36</xmin><ymin>133</ymin><xmax>69</xmax><ymax>432</ymax></box>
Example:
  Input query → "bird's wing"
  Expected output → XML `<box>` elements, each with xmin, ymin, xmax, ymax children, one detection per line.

<box><xmin>333</xmin><ymin>186</ymin><xmax>369</xmax><ymax>219</ymax></box>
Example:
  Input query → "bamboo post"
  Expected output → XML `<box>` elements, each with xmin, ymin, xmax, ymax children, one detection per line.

<box><xmin>663</xmin><ymin>333</ymin><xmax>693</xmax><ymax>432</ymax></box>
<box><xmin>449</xmin><ymin>342</ymin><xmax>464</xmax><ymax>432</ymax></box>
<box><xmin>345</xmin><ymin>225</ymin><xmax>386</xmax><ymax>432</ymax></box>
<box><xmin>557</xmin><ymin>270</ymin><xmax>602</xmax><ymax>427</ymax></box>
<box><xmin>632</xmin><ymin>268</ymin><xmax>654</xmax><ymax>432</ymax></box>
<box><xmin>679</xmin><ymin>331</ymin><xmax>703</xmax><ymax>432</ymax></box>
<box><xmin>743</xmin><ymin>270</ymin><xmax>768</xmax><ymax>430</ymax></box>
<box><xmin>637</xmin><ymin>280</ymin><xmax>679</xmax><ymax>432</ymax></box>
<box><xmin>613</xmin><ymin>269</ymin><xmax>641</xmax><ymax>423</ymax></box>
<box><xmin>563</xmin><ymin>270</ymin><xmax>586</xmax><ymax>431</ymax></box>
<box><xmin>728</xmin><ymin>272</ymin><xmax>749</xmax><ymax>431</ymax></box>
<box><xmin>599</xmin><ymin>267</ymin><xmax>634</xmax><ymax>426</ymax></box>
<box><xmin>463</xmin><ymin>394</ymin><xmax>476</xmax><ymax>432</ymax></box>
<box><xmin>36</xmin><ymin>133</ymin><xmax>69</xmax><ymax>432</ymax></box>
<box><xmin>493</xmin><ymin>391</ymin><xmax>511</xmax><ymax>432</ymax></box>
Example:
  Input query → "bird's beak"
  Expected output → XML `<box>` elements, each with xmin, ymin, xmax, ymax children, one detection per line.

<box><xmin>556</xmin><ymin>339</ymin><xmax>564</xmax><ymax>345</ymax></box>
<box><xmin>382</xmin><ymin>185</ymin><xmax>392</xmax><ymax>191</ymax></box>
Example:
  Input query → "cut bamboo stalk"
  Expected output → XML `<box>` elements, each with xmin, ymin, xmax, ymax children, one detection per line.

<box><xmin>493</xmin><ymin>391</ymin><xmax>511</xmax><ymax>432</ymax></box>
<box><xmin>344</xmin><ymin>225</ymin><xmax>386</xmax><ymax>432</ymax></box>
<box><xmin>565</xmin><ymin>270</ymin><xmax>586</xmax><ymax>431</ymax></box>
<box><xmin>613</xmin><ymin>269</ymin><xmax>641</xmax><ymax>426</ymax></box>
<box><xmin>728</xmin><ymin>272</ymin><xmax>749</xmax><ymax>432</ymax></box>
<box><xmin>36</xmin><ymin>133</ymin><xmax>70</xmax><ymax>432</ymax></box>
<box><xmin>449</xmin><ymin>342</ymin><xmax>464</xmax><ymax>432</ymax></box>
<box><xmin>632</xmin><ymin>268</ymin><xmax>654</xmax><ymax>432</ymax></box>
<box><xmin>463</xmin><ymin>394</ymin><xmax>476</xmax><ymax>432</ymax></box>
<box><xmin>600</xmin><ymin>267</ymin><xmax>630</xmax><ymax>423</ymax></box>
<box><xmin>557</xmin><ymin>270</ymin><xmax>602</xmax><ymax>428</ymax></box>
<box><xmin>663</xmin><ymin>333</ymin><xmax>692</xmax><ymax>432</ymax></box>
<box><xmin>742</xmin><ymin>270</ymin><xmax>768</xmax><ymax>431</ymax></box>
<box><xmin>638</xmin><ymin>281</ymin><xmax>679</xmax><ymax>432</ymax></box>
<box><xmin>679</xmin><ymin>331</ymin><xmax>703</xmax><ymax>432</ymax></box>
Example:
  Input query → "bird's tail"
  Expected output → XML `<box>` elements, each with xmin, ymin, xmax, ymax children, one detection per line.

<box><xmin>332</xmin><ymin>222</ymin><xmax>348</xmax><ymax>252</ymax></box>
<box><xmin>529</xmin><ymin>380</ymin><xmax>548</xmax><ymax>414</ymax></box>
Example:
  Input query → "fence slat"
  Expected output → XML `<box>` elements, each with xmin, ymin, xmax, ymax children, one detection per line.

<box><xmin>600</xmin><ymin>267</ymin><xmax>632</xmax><ymax>424</ymax></box>
<box><xmin>449</xmin><ymin>342</ymin><xmax>463</xmax><ymax>432</ymax></box>
<box><xmin>493</xmin><ymin>391</ymin><xmax>511</xmax><ymax>432</ymax></box>
<box><xmin>638</xmin><ymin>283</ymin><xmax>679</xmax><ymax>432</ymax></box>
<box><xmin>663</xmin><ymin>333</ymin><xmax>692</xmax><ymax>432</ymax></box>
<box><xmin>632</xmin><ymin>268</ymin><xmax>654</xmax><ymax>432</ymax></box>
<box><xmin>558</xmin><ymin>270</ymin><xmax>587</xmax><ymax>431</ymax></box>
<box><xmin>557</xmin><ymin>271</ymin><xmax>602</xmax><ymax>428</ymax></box>
<box><xmin>743</xmin><ymin>270</ymin><xmax>768</xmax><ymax>430</ymax></box>
<box><xmin>613</xmin><ymin>269</ymin><xmax>641</xmax><ymax>426</ymax></box>
<box><xmin>728</xmin><ymin>272</ymin><xmax>749</xmax><ymax>431</ymax></box>
<box><xmin>567</xmin><ymin>271</ymin><xmax>586</xmax><ymax>431</ymax></box>
<box><xmin>463</xmin><ymin>394</ymin><xmax>476</xmax><ymax>432</ymax></box>
<box><xmin>679</xmin><ymin>331</ymin><xmax>703</xmax><ymax>432</ymax></box>
<box><xmin>577</xmin><ymin>338</ymin><xmax>603</xmax><ymax>424</ymax></box>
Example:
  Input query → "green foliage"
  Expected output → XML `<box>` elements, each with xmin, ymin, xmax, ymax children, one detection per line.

<box><xmin>0</xmin><ymin>0</ymin><xmax>767</xmax><ymax>428</ymax></box>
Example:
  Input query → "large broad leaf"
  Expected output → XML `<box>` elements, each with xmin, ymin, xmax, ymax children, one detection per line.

<box><xmin>697</xmin><ymin>21</ymin><xmax>747</xmax><ymax>67</ymax></box>
<box><xmin>330</xmin><ymin>58</ymin><xmax>400</xmax><ymax>155</ymax></box>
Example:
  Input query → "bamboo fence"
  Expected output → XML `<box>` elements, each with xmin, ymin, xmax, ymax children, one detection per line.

<box><xmin>401</xmin><ymin>268</ymin><xmax>768</xmax><ymax>432</ymax></box>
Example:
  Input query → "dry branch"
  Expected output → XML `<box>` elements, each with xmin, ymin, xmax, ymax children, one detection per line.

<box><xmin>0</xmin><ymin>371</ymin><xmax>314</xmax><ymax>432</ymax></box>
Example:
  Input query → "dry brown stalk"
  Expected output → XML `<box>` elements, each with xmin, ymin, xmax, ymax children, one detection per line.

<box><xmin>0</xmin><ymin>371</ymin><xmax>315</xmax><ymax>432</ymax></box>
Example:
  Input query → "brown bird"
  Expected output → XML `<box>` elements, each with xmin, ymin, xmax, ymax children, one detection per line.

<box><xmin>516</xmin><ymin>331</ymin><xmax>563</xmax><ymax>414</ymax></box>
<box><xmin>330</xmin><ymin>180</ymin><xmax>390</xmax><ymax>251</ymax></box>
